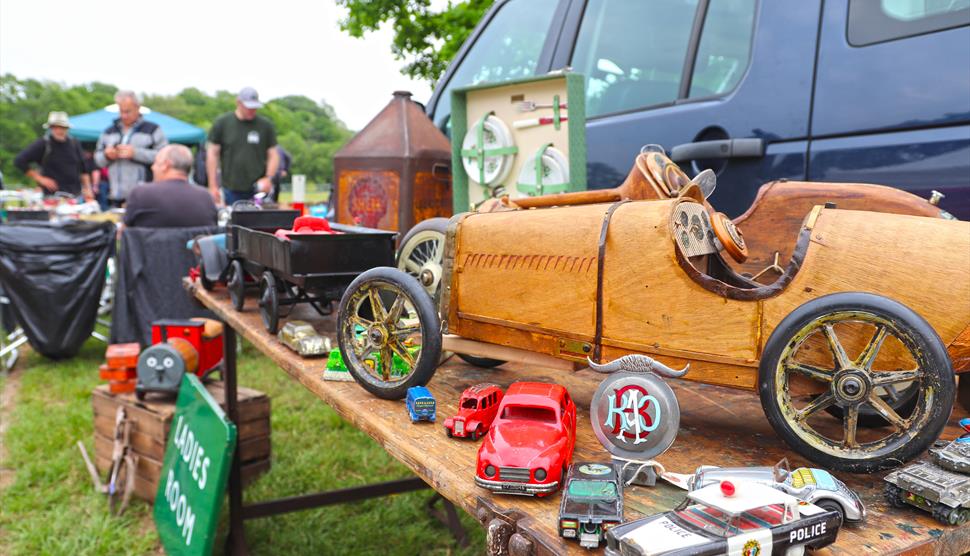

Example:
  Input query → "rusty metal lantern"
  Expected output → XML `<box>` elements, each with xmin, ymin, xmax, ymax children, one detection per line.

<box><xmin>333</xmin><ymin>91</ymin><xmax>452</xmax><ymax>236</ymax></box>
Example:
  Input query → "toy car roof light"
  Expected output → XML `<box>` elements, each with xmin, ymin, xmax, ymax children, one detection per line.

<box><xmin>721</xmin><ymin>481</ymin><xmax>736</xmax><ymax>497</ymax></box>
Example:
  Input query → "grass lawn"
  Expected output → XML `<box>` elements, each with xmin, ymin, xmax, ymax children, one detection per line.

<box><xmin>0</xmin><ymin>338</ymin><xmax>484</xmax><ymax>555</ymax></box>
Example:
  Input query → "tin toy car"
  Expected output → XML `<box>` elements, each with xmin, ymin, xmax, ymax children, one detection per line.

<box><xmin>884</xmin><ymin>437</ymin><xmax>970</xmax><ymax>525</ymax></box>
<box><xmin>135</xmin><ymin>319</ymin><xmax>224</xmax><ymax>399</ymax></box>
<box><xmin>475</xmin><ymin>382</ymin><xmax>576</xmax><ymax>497</ymax></box>
<box><xmin>277</xmin><ymin>320</ymin><xmax>332</xmax><ymax>357</ymax></box>
<box><xmin>336</xmin><ymin>153</ymin><xmax>970</xmax><ymax>472</ymax></box>
<box><xmin>405</xmin><ymin>386</ymin><xmax>436</xmax><ymax>423</ymax></box>
<box><xmin>689</xmin><ymin>458</ymin><xmax>865</xmax><ymax>524</ymax></box>
<box><xmin>605</xmin><ymin>481</ymin><xmax>841</xmax><ymax>556</ymax></box>
<box><xmin>444</xmin><ymin>383</ymin><xmax>503</xmax><ymax>440</ymax></box>
<box><xmin>559</xmin><ymin>463</ymin><xmax>623</xmax><ymax>549</ymax></box>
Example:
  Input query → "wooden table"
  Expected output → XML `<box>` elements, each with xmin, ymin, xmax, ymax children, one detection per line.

<box><xmin>187</xmin><ymin>279</ymin><xmax>970</xmax><ymax>556</ymax></box>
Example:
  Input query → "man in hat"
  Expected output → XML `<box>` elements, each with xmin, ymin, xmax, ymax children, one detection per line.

<box><xmin>206</xmin><ymin>87</ymin><xmax>279</xmax><ymax>205</ymax></box>
<box><xmin>14</xmin><ymin>111</ymin><xmax>93</xmax><ymax>200</ymax></box>
<box><xmin>95</xmin><ymin>90</ymin><xmax>168</xmax><ymax>206</ymax></box>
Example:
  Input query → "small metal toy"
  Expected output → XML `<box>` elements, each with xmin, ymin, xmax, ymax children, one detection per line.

<box><xmin>604</xmin><ymin>482</ymin><xmax>841</xmax><ymax>556</ymax></box>
<box><xmin>406</xmin><ymin>386</ymin><xmax>436</xmax><ymax>423</ymax></box>
<box><xmin>323</xmin><ymin>349</ymin><xmax>355</xmax><ymax>382</ymax></box>
<box><xmin>689</xmin><ymin>458</ymin><xmax>865</xmax><ymax>524</ymax></box>
<box><xmin>475</xmin><ymin>382</ymin><xmax>576</xmax><ymax>497</ymax></box>
<box><xmin>277</xmin><ymin>320</ymin><xmax>332</xmax><ymax>357</ymax></box>
<box><xmin>443</xmin><ymin>383</ymin><xmax>503</xmax><ymax>440</ymax></box>
<box><xmin>559</xmin><ymin>462</ymin><xmax>623</xmax><ymax>549</ymax></box>
<box><xmin>884</xmin><ymin>437</ymin><xmax>970</xmax><ymax>525</ymax></box>
<box><xmin>136</xmin><ymin>319</ymin><xmax>223</xmax><ymax>399</ymax></box>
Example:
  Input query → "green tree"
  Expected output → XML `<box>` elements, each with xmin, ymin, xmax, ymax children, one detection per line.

<box><xmin>336</xmin><ymin>0</ymin><xmax>494</xmax><ymax>84</ymax></box>
<box><xmin>0</xmin><ymin>75</ymin><xmax>352</xmax><ymax>188</ymax></box>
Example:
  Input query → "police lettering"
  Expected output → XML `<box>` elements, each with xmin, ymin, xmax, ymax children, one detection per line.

<box><xmin>789</xmin><ymin>522</ymin><xmax>826</xmax><ymax>543</ymax></box>
<box><xmin>660</xmin><ymin>518</ymin><xmax>694</xmax><ymax>539</ymax></box>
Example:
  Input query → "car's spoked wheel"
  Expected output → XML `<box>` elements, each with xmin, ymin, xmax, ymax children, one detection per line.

<box><xmin>397</xmin><ymin>218</ymin><xmax>448</xmax><ymax>299</ymax></box>
<box><xmin>259</xmin><ymin>271</ymin><xmax>279</xmax><ymax>334</ymax></box>
<box><xmin>759</xmin><ymin>293</ymin><xmax>954</xmax><ymax>473</ymax></box>
<box><xmin>228</xmin><ymin>260</ymin><xmax>246</xmax><ymax>311</ymax></box>
<box><xmin>337</xmin><ymin>268</ymin><xmax>441</xmax><ymax>400</ymax></box>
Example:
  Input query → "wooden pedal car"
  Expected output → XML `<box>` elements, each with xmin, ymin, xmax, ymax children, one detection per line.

<box><xmin>336</xmin><ymin>161</ymin><xmax>970</xmax><ymax>472</ymax></box>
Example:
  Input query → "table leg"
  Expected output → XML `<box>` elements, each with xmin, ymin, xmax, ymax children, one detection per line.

<box><xmin>426</xmin><ymin>493</ymin><xmax>468</xmax><ymax>547</ymax></box>
<box><xmin>223</xmin><ymin>324</ymin><xmax>249</xmax><ymax>556</ymax></box>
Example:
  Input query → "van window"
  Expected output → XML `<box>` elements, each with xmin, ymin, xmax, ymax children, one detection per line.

<box><xmin>848</xmin><ymin>0</ymin><xmax>970</xmax><ymax>46</ymax></box>
<box><xmin>432</xmin><ymin>0</ymin><xmax>559</xmax><ymax>131</ymax></box>
<box><xmin>688</xmin><ymin>0</ymin><xmax>757</xmax><ymax>98</ymax></box>
<box><xmin>571</xmin><ymin>0</ymin><xmax>700</xmax><ymax>118</ymax></box>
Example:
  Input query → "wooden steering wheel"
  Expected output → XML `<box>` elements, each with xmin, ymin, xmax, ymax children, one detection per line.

<box><xmin>711</xmin><ymin>212</ymin><xmax>748</xmax><ymax>263</ymax></box>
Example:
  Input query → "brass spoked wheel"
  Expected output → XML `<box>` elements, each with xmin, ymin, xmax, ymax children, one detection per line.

<box><xmin>759</xmin><ymin>292</ymin><xmax>954</xmax><ymax>473</ymax></box>
<box><xmin>337</xmin><ymin>267</ymin><xmax>441</xmax><ymax>400</ymax></box>
<box><xmin>396</xmin><ymin>218</ymin><xmax>449</xmax><ymax>299</ymax></box>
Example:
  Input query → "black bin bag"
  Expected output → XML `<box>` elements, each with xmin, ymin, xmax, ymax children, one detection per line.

<box><xmin>0</xmin><ymin>220</ymin><xmax>115</xmax><ymax>359</ymax></box>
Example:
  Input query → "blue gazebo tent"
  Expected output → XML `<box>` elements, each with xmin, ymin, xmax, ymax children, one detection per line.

<box><xmin>68</xmin><ymin>104</ymin><xmax>205</xmax><ymax>145</ymax></box>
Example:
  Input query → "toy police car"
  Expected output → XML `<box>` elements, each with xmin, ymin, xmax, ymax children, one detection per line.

<box><xmin>559</xmin><ymin>463</ymin><xmax>623</xmax><ymax>549</ymax></box>
<box><xmin>689</xmin><ymin>458</ymin><xmax>865</xmax><ymax>524</ymax></box>
<box><xmin>604</xmin><ymin>482</ymin><xmax>841</xmax><ymax>556</ymax></box>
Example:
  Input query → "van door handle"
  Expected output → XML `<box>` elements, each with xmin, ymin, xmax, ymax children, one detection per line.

<box><xmin>669</xmin><ymin>138</ymin><xmax>765</xmax><ymax>162</ymax></box>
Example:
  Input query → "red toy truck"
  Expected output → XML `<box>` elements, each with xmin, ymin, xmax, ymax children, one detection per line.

<box><xmin>475</xmin><ymin>382</ymin><xmax>576</xmax><ymax>497</ymax></box>
<box><xmin>444</xmin><ymin>383</ymin><xmax>504</xmax><ymax>440</ymax></box>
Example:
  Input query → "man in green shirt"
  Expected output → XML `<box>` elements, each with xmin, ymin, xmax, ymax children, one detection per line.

<box><xmin>206</xmin><ymin>87</ymin><xmax>279</xmax><ymax>205</ymax></box>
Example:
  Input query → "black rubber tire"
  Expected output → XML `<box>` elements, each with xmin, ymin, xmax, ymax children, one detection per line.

<box><xmin>396</xmin><ymin>217</ymin><xmax>449</xmax><ymax>300</ymax></box>
<box><xmin>446</xmin><ymin>428</ymin><xmax>453</xmax><ymax>438</ymax></box>
<box><xmin>758</xmin><ymin>292</ymin><xmax>954</xmax><ymax>473</ymax></box>
<box><xmin>336</xmin><ymin>267</ymin><xmax>442</xmax><ymax>400</ymax></box>
<box><xmin>816</xmin><ymin>499</ymin><xmax>844</xmax><ymax>527</ymax></box>
<box><xmin>259</xmin><ymin>271</ymin><xmax>279</xmax><ymax>334</ymax></box>
<box><xmin>135</xmin><ymin>390</ymin><xmax>146</xmax><ymax>401</ymax></box>
<box><xmin>457</xmin><ymin>353</ymin><xmax>506</xmax><ymax>369</ymax></box>
<box><xmin>228</xmin><ymin>260</ymin><xmax>246</xmax><ymax>311</ymax></box>
<box><xmin>199</xmin><ymin>260</ymin><xmax>215</xmax><ymax>291</ymax></box>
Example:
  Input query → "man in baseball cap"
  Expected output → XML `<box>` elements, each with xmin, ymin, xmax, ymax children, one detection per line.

<box><xmin>206</xmin><ymin>87</ymin><xmax>278</xmax><ymax>205</ymax></box>
<box><xmin>14</xmin><ymin>111</ymin><xmax>93</xmax><ymax>199</ymax></box>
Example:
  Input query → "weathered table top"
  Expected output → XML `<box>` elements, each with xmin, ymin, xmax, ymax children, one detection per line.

<box><xmin>186</xmin><ymin>279</ymin><xmax>970</xmax><ymax>556</ymax></box>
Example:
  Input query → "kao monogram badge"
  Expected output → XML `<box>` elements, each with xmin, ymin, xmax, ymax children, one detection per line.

<box><xmin>589</xmin><ymin>354</ymin><xmax>685</xmax><ymax>460</ymax></box>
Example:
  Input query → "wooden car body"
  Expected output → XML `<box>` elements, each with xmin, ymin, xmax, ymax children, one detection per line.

<box><xmin>441</xmin><ymin>198</ymin><xmax>970</xmax><ymax>390</ymax></box>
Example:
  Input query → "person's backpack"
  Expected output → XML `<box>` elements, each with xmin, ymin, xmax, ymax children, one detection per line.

<box><xmin>192</xmin><ymin>143</ymin><xmax>208</xmax><ymax>186</ymax></box>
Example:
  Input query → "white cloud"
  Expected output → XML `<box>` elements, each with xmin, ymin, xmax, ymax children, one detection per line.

<box><xmin>0</xmin><ymin>0</ymin><xmax>436</xmax><ymax>130</ymax></box>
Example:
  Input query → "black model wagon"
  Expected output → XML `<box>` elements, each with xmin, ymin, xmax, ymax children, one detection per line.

<box><xmin>227</xmin><ymin>210</ymin><xmax>396</xmax><ymax>333</ymax></box>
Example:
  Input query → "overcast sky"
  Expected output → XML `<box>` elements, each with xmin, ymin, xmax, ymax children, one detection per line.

<box><xmin>0</xmin><ymin>0</ymin><xmax>437</xmax><ymax>130</ymax></box>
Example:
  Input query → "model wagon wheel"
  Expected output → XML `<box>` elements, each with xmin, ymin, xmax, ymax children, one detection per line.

<box><xmin>259</xmin><ymin>271</ymin><xmax>280</xmax><ymax>334</ymax></box>
<box><xmin>759</xmin><ymin>292</ymin><xmax>954</xmax><ymax>473</ymax></box>
<box><xmin>199</xmin><ymin>259</ymin><xmax>215</xmax><ymax>291</ymax></box>
<box><xmin>337</xmin><ymin>267</ymin><xmax>442</xmax><ymax>400</ymax></box>
<box><xmin>227</xmin><ymin>260</ymin><xmax>246</xmax><ymax>311</ymax></box>
<box><xmin>397</xmin><ymin>217</ymin><xmax>449</xmax><ymax>299</ymax></box>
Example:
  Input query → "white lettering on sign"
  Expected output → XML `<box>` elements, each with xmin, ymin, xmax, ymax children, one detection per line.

<box><xmin>173</xmin><ymin>415</ymin><xmax>212</xmax><ymax>490</ymax></box>
<box><xmin>164</xmin><ymin>469</ymin><xmax>196</xmax><ymax>546</ymax></box>
<box><xmin>789</xmin><ymin>521</ymin><xmax>826</xmax><ymax>543</ymax></box>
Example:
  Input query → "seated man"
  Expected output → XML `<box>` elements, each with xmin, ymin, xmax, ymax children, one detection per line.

<box><xmin>124</xmin><ymin>145</ymin><xmax>218</xmax><ymax>228</ymax></box>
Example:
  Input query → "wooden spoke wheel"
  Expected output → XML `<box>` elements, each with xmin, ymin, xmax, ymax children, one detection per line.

<box><xmin>228</xmin><ymin>260</ymin><xmax>246</xmax><ymax>311</ymax></box>
<box><xmin>397</xmin><ymin>217</ymin><xmax>449</xmax><ymax>300</ymax></box>
<box><xmin>258</xmin><ymin>271</ymin><xmax>279</xmax><ymax>334</ymax></box>
<box><xmin>337</xmin><ymin>267</ymin><xmax>441</xmax><ymax>400</ymax></box>
<box><xmin>759</xmin><ymin>292</ymin><xmax>954</xmax><ymax>473</ymax></box>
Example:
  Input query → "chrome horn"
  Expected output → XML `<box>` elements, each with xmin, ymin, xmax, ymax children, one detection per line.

<box><xmin>587</xmin><ymin>354</ymin><xmax>689</xmax><ymax>378</ymax></box>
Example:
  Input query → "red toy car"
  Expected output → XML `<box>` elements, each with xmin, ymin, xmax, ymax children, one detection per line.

<box><xmin>475</xmin><ymin>382</ymin><xmax>577</xmax><ymax>497</ymax></box>
<box><xmin>444</xmin><ymin>383</ymin><xmax>504</xmax><ymax>440</ymax></box>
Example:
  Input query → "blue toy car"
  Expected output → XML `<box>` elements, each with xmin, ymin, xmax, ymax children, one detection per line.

<box><xmin>406</xmin><ymin>386</ymin><xmax>436</xmax><ymax>423</ymax></box>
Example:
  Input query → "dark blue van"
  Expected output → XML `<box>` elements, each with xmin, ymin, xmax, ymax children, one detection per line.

<box><xmin>425</xmin><ymin>0</ymin><xmax>970</xmax><ymax>219</ymax></box>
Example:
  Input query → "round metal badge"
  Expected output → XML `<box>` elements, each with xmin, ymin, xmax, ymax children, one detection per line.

<box><xmin>589</xmin><ymin>371</ymin><xmax>680</xmax><ymax>461</ymax></box>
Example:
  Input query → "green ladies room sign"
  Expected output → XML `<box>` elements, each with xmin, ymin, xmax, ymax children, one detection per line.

<box><xmin>154</xmin><ymin>374</ymin><xmax>237</xmax><ymax>555</ymax></box>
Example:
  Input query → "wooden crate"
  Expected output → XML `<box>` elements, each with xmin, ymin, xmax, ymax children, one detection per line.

<box><xmin>92</xmin><ymin>382</ymin><xmax>271</xmax><ymax>502</ymax></box>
